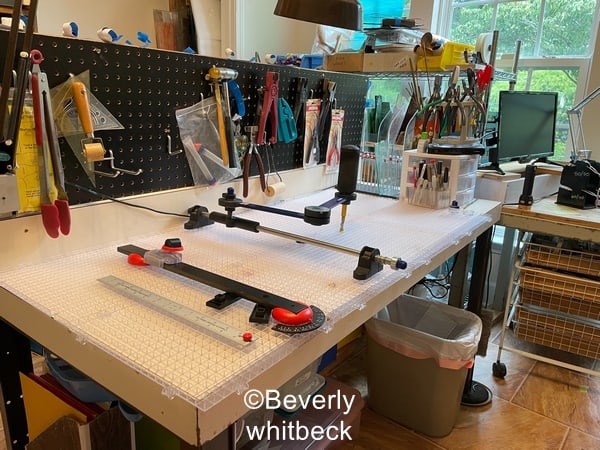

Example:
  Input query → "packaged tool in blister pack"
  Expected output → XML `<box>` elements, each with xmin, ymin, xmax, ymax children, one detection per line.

<box><xmin>303</xmin><ymin>98</ymin><xmax>321</xmax><ymax>168</ymax></box>
<box><xmin>175</xmin><ymin>96</ymin><xmax>242</xmax><ymax>187</ymax></box>
<box><xmin>325</xmin><ymin>109</ymin><xmax>344</xmax><ymax>174</ymax></box>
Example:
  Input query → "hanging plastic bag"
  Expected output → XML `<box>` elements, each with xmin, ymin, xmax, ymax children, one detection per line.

<box><xmin>175</xmin><ymin>97</ymin><xmax>241</xmax><ymax>187</ymax></box>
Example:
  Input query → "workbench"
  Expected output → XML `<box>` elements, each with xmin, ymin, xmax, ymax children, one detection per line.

<box><xmin>0</xmin><ymin>169</ymin><xmax>501</xmax><ymax>448</ymax></box>
<box><xmin>495</xmin><ymin>197</ymin><xmax>600</xmax><ymax>378</ymax></box>
<box><xmin>500</xmin><ymin>196</ymin><xmax>600</xmax><ymax>243</ymax></box>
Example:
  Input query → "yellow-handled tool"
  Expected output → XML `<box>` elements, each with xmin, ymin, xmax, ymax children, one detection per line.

<box><xmin>206</xmin><ymin>67</ymin><xmax>238</xmax><ymax>168</ymax></box>
<box><xmin>72</xmin><ymin>81</ymin><xmax>106</xmax><ymax>165</ymax></box>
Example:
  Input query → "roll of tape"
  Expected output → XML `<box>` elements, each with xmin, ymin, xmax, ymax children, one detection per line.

<box><xmin>476</xmin><ymin>33</ymin><xmax>493</xmax><ymax>64</ymax></box>
<box><xmin>265</xmin><ymin>182</ymin><xmax>286</xmax><ymax>197</ymax></box>
<box><xmin>83</xmin><ymin>142</ymin><xmax>105</xmax><ymax>162</ymax></box>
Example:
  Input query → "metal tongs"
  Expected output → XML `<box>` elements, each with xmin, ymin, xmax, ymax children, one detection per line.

<box><xmin>31</xmin><ymin>50</ymin><xmax>71</xmax><ymax>238</ymax></box>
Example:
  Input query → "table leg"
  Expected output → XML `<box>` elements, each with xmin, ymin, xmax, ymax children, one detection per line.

<box><xmin>0</xmin><ymin>320</ymin><xmax>32</xmax><ymax>450</ymax></box>
<box><xmin>461</xmin><ymin>226</ymin><xmax>493</xmax><ymax>406</ymax></box>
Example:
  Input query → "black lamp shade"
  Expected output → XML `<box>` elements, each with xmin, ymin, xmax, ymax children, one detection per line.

<box><xmin>274</xmin><ymin>0</ymin><xmax>363</xmax><ymax>31</ymax></box>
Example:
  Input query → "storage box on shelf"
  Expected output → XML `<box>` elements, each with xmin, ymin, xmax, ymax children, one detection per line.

<box><xmin>416</xmin><ymin>42</ymin><xmax>476</xmax><ymax>72</ymax></box>
<box><xmin>323</xmin><ymin>51</ymin><xmax>416</xmax><ymax>73</ymax></box>
<box><xmin>512</xmin><ymin>240</ymin><xmax>600</xmax><ymax>360</ymax></box>
<box><xmin>399</xmin><ymin>149</ymin><xmax>479</xmax><ymax>209</ymax></box>
<box><xmin>514</xmin><ymin>304</ymin><xmax>600</xmax><ymax>360</ymax></box>
<box><xmin>356</xmin><ymin>148</ymin><xmax>402</xmax><ymax>198</ymax></box>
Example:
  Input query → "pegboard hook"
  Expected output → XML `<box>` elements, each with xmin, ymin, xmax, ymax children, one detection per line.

<box><xmin>165</xmin><ymin>130</ymin><xmax>182</xmax><ymax>156</ymax></box>
<box><xmin>111</xmin><ymin>162</ymin><xmax>143</xmax><ymax>176</ymax></box>
<box><xmin>93</xmin><ymin>149</ymin><xmax>121</xmax><ymax>178</ymax></box>
<box><xmin>95</xmin><ymin>149</ymin><xmax>143</xmax><ymax>177</ymax></box>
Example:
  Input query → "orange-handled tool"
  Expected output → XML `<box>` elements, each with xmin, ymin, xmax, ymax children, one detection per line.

<box><xmin>72</xmin><ymin>81</ymin><xmax>94</xmax><ymax>134</ymax></box>
<box><xmin>212</xmin><ymin>81</ymin><xmax>230</xmax><ymax>167</ymax></box>
<box><xmin>72</xmin><ymin>81</ymin><xmax>106</xmax><ymax>165</ymax></box>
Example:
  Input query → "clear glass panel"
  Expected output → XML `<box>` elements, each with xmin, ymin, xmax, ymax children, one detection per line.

<box><xmin>495</xmin><ymin>0</ymin><xmax>541</xmax><ymax>57</ymax></box>
<box><xmin>541</xmin><ymin>0</ymin><xmax>596</xmax><ymax>56</ymax></box>
<box><xmin>449</xmin><ymin>4</ymin><xmax>496</xmax><ymax>45</ymax></box>
<box><xmin>450</xmin><ymin>0</ymin><xmax>597</xmax><ymax>57</ymax></box>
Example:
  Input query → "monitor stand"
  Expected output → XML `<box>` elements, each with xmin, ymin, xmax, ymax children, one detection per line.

<box><xmin>532</xmin><ymin>157</ymin><xmax>564</xmax><ymax>168</ymax></box>
<box><xmin>477</xmin><ymin>161</ymin><xmax>505</xmax><ymax>175</ymax></box>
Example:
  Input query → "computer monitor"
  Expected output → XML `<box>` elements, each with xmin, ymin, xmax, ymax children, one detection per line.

<box><xmin>485</xmin><ymin>90</ymin><xmax>558</xmax><ymax>172</ymax></box>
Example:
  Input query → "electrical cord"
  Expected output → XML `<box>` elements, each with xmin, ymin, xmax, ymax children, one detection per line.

<box><xmin>483</xmin><ymin>224</ymin><xmax>496</xmax><ymax>308</ymax></box>
<box><xmin>419</xmin><ymin>278</ymin><xmax>450</xmax><ymax>299</ymax></box>
<box><xmin>65</xmin><ymin>181</ymin><xmax>190</xmax><ymax>219</ymax></box>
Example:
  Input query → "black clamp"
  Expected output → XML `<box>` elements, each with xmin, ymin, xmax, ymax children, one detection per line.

<box><xmin>353</xmin><ymin>246</ymin><xmax>384</xmax><ymax>280</ymax></box>
<box><xmin>184</xmin><ymin>205</ymin><xmax>214</xmax><ymax>229</ymax></box>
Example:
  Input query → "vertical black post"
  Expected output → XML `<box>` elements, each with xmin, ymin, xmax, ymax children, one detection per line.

<box><xmin>461</xmin><ymin>227</ymin><xmax>494</xmax><ymax>406</ymax></box>
<box><xmin>0</xmin><ymin>320</ymin><xmax>32</xmax><ymax>449</ymax></box>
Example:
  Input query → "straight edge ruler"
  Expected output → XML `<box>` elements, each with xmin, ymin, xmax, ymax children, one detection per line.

<box><xmin>98</xmin><ymin>275</ymin><xmax>253</xmax><ymax>350</ymax></box>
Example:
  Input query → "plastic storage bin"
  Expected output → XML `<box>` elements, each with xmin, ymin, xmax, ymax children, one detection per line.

<box><xmin>365</xmin><ymin>295</ymin><xmax>482</xmax><ymax>437</ymax></box>
<box><xmin>400</xmin><ymin>149</ymin><xmax>479</xmax><ymax>208</ymax></box>
<box><xmin>416</xmin><ymin>41</ymin><xmax>476</xmax><ymax>71</ymax></box>
<box><xmin>268</xmin><ymin>378</ymin><xmax>364</xmax><ymax>449</ymax></box>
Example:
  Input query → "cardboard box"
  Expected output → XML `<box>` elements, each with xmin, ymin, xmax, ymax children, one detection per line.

<box><xmin>324</xmin><ymin>52</ymin><xmax>416</xmax><ymax>73</ymax></box>
<box><xmin>26</xmin><ymin>406</ymin><xmax>131</xmax><ymax>450</ymax></box>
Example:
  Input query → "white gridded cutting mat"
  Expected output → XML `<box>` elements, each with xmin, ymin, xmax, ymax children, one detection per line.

<box><xmin>0</xmin><ymin>190</ymin><xmax>491</xmax><ymax>410</ymax></box>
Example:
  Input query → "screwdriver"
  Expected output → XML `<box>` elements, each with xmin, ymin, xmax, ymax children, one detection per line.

<box><xmin>339</xmin><ymin>203</ymin><xmax>348</xmax><ymax>232</ymax></box>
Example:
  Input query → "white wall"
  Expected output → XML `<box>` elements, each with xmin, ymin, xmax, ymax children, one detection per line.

<box><xmin>37</xmin><ymin>0</ymin><xmax>169</xmax><ymax>48</ymax></box>
<box><xmin>233</xmin><ymin>0</ymin><xmax>317</xmax><ymax>60</ymax></box>
<box><xmin>36</xmin><ymin>0</ymin><xmax>317</xmax><ymax>59</ymax></box>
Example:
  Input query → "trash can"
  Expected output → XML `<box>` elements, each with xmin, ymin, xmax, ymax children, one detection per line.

<box><xmin>364</xmin><ymin>294</ymin><xmax>482</xmax><ymax>437</ymax></box>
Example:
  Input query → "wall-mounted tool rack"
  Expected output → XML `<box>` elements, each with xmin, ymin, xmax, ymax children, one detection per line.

<box><xmin>0</xmin><ymin>31</ymin><xmax>369</xmax><ymax>206</ymax></box>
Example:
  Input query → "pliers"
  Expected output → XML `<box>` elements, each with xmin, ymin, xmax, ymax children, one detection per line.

<box><xmin>293</xmin><ymin>77</ymin><xmax>308</xmax><ymax>135</ymax></box>
<box><xmin>257</xmin><ymin>71</ymin><xmax>279</xmax><ymax>145</ymax></box>
<box><xmin>242</xmin><ymin>143</ymin><xmax>267</xmax><ymax>198</ymax></box>
<box><xmin>317</xmin><ymin>80</ymin><xmax>336</xmax><ymax>143</ymax></box>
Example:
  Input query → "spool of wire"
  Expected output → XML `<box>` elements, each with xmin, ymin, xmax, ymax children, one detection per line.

<box><xmin>475</xmin><ymin>33</ymin><xmax>493</xmax><ymax>64</ymax></box>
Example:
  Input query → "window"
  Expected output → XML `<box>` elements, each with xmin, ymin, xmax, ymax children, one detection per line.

<box><xmin>438</xmin><ymin>0</ymin><xmax>599</xmax><ymax>159</ymax></box>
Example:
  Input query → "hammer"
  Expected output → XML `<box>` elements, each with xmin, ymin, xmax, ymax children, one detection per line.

<box><xmin>206</xmin><ymin>67</ymin><xmax>238</xmax><ymax>168</ymax></box>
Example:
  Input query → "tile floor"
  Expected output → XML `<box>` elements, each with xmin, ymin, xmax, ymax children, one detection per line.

<box><xmin>328</xmin><ymin>325</ymin><xmax>600</xmax><ymax>450</ymax></box>
<box><xmin>1</xmin><ymin>326</ymin><xmax>598</xmax><ymax>449</ymax></box>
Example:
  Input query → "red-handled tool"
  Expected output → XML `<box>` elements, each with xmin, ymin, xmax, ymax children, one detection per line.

<box><xmin>31</xmin><ymin>68</ymin><xmax>60</xmax><ymax>238</ymax></box>
<box><xmin>32</xmin><ymin>50</ymin><xmax>72</xmax><ymax>235</ymax></box>
<box><xmin>242</xmin><ymin>142</ymin><xmax>266</xmax><ymax>198</ymax></box>
<box><xmin>476</xmin><ymin>64</ymin><xmax>493</xmax><ymax>91</ymax></box>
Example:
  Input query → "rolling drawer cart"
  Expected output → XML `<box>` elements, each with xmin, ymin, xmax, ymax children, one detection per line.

<box><xmin>494</xmin><ymin>230</ymin><xmax>600</xmax><ymax>378</ymax></box>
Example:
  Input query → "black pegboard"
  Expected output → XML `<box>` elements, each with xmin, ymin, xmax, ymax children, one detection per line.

<box><xmin>1</xmin><ymin>32</ymin><xmax>369</xmax><ymax>205</ymax></box>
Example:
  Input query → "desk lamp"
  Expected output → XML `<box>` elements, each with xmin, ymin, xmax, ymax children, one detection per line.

<box><xmin>567</xmin><ymin>86</ymin><xmax>600</xmax><ymax>160</ymax></box>
<box><xmin>274</xmin><ymin>0</ymin><xmax>363</xmax><ymax>31</ymax></box>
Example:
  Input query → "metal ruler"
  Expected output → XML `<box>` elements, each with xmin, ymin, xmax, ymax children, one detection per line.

<box><xmin>98</xmin><ymin>275</ymin><xmax>252</xmax><ymax>350</ymax></box>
